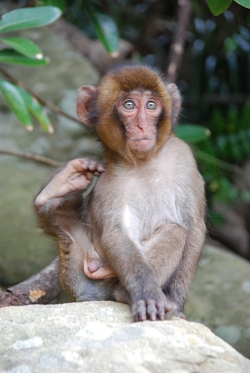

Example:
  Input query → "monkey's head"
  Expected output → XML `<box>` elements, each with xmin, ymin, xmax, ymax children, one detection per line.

<box><xmin>77</xmin><ymin>65</ymin><xmax>181</xmax><ymax>164</ymax></box>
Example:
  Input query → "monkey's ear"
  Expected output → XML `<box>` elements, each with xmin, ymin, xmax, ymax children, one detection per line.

<box><xmin>77</xmin><ymin>85</ymin><xmax>97</xmax><ymax>126</ymax></box>
<box><xmin>166</xmin><ymin>83</ymin><xmax>182</xmax><ymax>125</ymax></box>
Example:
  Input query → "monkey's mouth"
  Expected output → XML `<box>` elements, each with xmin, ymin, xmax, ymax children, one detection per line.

<box><xmin>128</xmin><ymin>137</ymin><xmax>156</xmax><ymax>152</ymax></box>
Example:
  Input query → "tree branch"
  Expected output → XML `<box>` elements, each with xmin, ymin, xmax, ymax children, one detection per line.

<box><xmin>0</xmin><ymin>66</ymin><xmax>82</xmax><ymax>125</ymax></box>
<box><xmin>0</xmin><ymin>150</ymin><xmax>62</xmax><ymax>167</ymax></box>
<box><xmin>167</xmin><ymin>0</ymin><xmax>191</xmax><ymax>82</ymax></box>
<box><xmin>0</xmin><ymin>258</ymin><xmax>62</xmax><ymax>308</ymax></box>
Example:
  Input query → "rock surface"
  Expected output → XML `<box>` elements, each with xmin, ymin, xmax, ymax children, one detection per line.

<box><xmin>0</xmin><ymin>302</ymin><xmax>249</xmax><ymax>373</ymax></box>
<box><xmin>185</xmin><ymin>244</ymin><xmax>250</xmax><ymax>358</ymax></box>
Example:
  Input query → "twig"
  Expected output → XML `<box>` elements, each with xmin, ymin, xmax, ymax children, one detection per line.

<box><xmin>0</xmin><ymin>66</ymin><xmax>83</xmax><ymax>125</ymax></box>
<box><xmin>0</xmin><ymin>150</ymin><xmax>62</xmax><ymax>167</ymax></box>
<box><xmin>167</xmin><ymin>0</ymin><xmax>191</xmax><ymax>82</ymax></box>
<box><xmin>0</xmin><ymin>258</ymin><xmax>62</xmax><ymax>308</ymax></box>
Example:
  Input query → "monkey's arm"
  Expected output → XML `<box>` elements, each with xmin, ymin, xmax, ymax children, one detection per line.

<box><xmin>34</xmin><ymin>158</ymin><xmax>104</xmax><ymax>236</ymax></box>
<box><xmin>35</xmin><ymin>158</ymin><xmax>104</xmax><ymax>208</ymax></box>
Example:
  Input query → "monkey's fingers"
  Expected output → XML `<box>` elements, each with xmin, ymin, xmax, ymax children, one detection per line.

<box><xmin>68</xmin><ymin>158</ymin><xmax>104</xmax><ymax>175</ymax></box>
<box><xmin>146</xmin><ymin>299</ymin><xmax>158</xmax><ymax>321</ymax></box>
<box><xmin>132</xmin><ymin>300</ymin><xmax>147</xmax><ymax>322</ymax></box>
<box><xmin>79</xmin><ymin>159</ymin><xmax>105</xmax><ymax>174</ymax></box>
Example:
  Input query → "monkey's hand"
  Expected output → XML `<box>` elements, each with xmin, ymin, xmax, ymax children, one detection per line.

<box><xmin>35</xmin><ymin>158</ymin><xmax>104</xmax><ymax>206</ymax></box>
<box><xmin>132</xmin><ymin>287</ymin><xmax>177</xmax><ymax>322</ymax></box>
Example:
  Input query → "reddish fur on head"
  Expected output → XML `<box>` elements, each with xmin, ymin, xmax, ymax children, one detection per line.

<box><xmin>77</xmin><ymin>65</ymin><xmax>181</xmax><ymax>164</ymax></box>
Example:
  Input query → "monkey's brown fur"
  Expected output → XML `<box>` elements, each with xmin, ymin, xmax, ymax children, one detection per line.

<box><xmin>35</xmin><ymin>65</ymin><xmax>205</xmax><ymax>321</ymax></box>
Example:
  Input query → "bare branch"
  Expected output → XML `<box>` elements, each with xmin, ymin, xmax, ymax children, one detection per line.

<box><xmin>0</xmin><ymin>258</ymin><xmax>62</xmax><ymax>308</ymax></box>
<box><xmin>167</xmin><ymin>0</ymin><xmax>191</xmax><ymax>82</ymax></box>
<box><xmin>0</xmin><ymin>150</ymin><xmax>62</xmax><ymax>167</ymax></box>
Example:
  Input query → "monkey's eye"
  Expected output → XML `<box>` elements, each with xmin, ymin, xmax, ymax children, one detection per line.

<box><xmin>146</xmin><ymin>101</ymin><xmax>157</xmax><ymax>110</ymax></box>
<box><xmin>123</xmin><ymin>100</ymin><xmax>135</xmax><ymax>110</ymax></box>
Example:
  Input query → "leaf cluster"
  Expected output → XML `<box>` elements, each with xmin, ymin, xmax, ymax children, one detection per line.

<box><xmin>0</xmin><ymin>6</ymin><xmax>61</xmax><ymax>131</ymax></box>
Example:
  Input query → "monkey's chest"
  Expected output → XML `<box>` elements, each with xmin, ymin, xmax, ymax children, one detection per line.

<box><xmin>94</xmin><ymin>171</ymin><xmax>185</xmax><ymax>240</ymax></box>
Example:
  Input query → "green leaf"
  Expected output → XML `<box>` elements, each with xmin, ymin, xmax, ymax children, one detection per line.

<box><xmin>36</xmin><ymin>0</ymin><xmax>66</xmax><ymax>11</ymax></box>
<box><xmin>84</xmin><ymin>1</ymin><xmax>119</xmax><ymax>55</ymax></box>
<box><xmin>174</xmin><ymin>125</ymin><xmax>211</xmax><ymax>144</ymax></box>
<box><xmin>0</xmin><ymin>37</ymin><xmax>43</xmax><ymax>59</ymax></box>
<box><xmin>0</xmin><ymin>80</ymin><xmax>33</xmax><ymax>130</ymax></box>
<box><xmin>207</xmin><ymin>0</ymin><xmax>232</xmax><ymax>15</ymax></box>
<box><xmin>16</xmin><ymin>86</ymin><xmax>54</xmax><ymax>133</ymax></box>
<box><xmin>0</xmin><ymin>6</ymin><xmax>61</xmax><ymax>33</ymax></box>
<box><xmin>234</xmin><ymin>0</ymin><xmax>250</xmax><ymax>9</ymax></box>
<box><xmin>0</xmin><ymin>50</ymin><xmax>48</xmax><ymax>66</ymax></box>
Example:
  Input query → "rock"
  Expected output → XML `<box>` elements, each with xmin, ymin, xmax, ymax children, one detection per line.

<box><xmin>0</xmin><ymin>302</ymin><xmax>249</xmax><ymax>373</ymax></box>
<box><xmin>185</xmin><ymin>244</ymin><xmax>250</xmax><ymax>359</ymax></box>
<box><xmin>212</xmin><ymin>202</ymin><xmax>250</xmax><ymax>258</ymax></box>
<box><xmin>0</xmin><ymin>22</ymin><xmax>100</xmax><ymax>286</ymax></box>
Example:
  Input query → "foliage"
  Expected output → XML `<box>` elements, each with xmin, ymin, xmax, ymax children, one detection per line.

<box><xmin>39</xmin><ymin>0</ymin><xmax>120</xmax><ymax>55</ymax></box>
<box><xmin>181</xmin><ymin>5</ymin><xmax>250</xmax><ymax>219</ymax></box>
<box><xmin>194</xmin><ymin>105</ymin><xmax>250</xmax><ymax>223</ymax></box>
<box><xmin>83</xmin><ymin>1</ymin><xmax>119</xmax><ymax>55</ymax></box>
<box><xmin>208</xmin><ymin>0</ymin><xmax>250</xmax><ymax>16</ymax></box>
<box><xmin>174</xmin><ymin>125</ymin><xmax>210</xmax><ymax>144</ymax></box>
<box><xmin>0</xmin><ymin>6</ymin><xmax>61</xmax><ymax>131</ymax></box>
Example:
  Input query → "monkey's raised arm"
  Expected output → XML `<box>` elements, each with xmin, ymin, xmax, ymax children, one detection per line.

<box><xmin>34</xmin><ymin>158</ymin><xmax>104</xmax><ymax>235</ymax></box>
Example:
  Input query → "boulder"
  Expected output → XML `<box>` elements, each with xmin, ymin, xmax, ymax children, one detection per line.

<box><xmin>185</xmin><ymin>244</ymin><xmax>250</xmax><ymax>358</ymax></box>
<box><xmin>0</xmin><ymin>302</ymin><xmax>249</xmax><ymax>373</ymax></box>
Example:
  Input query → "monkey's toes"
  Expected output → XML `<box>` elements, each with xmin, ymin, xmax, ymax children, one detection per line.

<box><xmin>132</xmin><ymin>298</ymin><xmax>168</xmax><ymax>322</ymax></box>
<box><xmin>132</xmin><ymin>300</ymin><xmax>147</xmax><ymax>322</ymax></box>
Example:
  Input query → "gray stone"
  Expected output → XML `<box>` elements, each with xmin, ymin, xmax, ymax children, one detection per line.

<box><xmin>0</xmin><ymin>302</ymin><xmax>249</xmax><ymax>373</ymax></box>
<box><xmin>185</xmin><ymin>244</ymin><xmax>250</xmax><ymax>358</ymax></box>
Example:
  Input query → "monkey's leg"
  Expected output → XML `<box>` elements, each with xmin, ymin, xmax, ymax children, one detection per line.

<box><xmin>58</xmin><ymin>226</ymin><xmax>118</xmax><ymax>302</ymax></box>
<box><xmin>163</xmin><ymin>221</ymin><xmax>205</xmax><ymax>318</ymax></box>
<box><xmin>142</xmin><ymin>223</ymin><xmax>187</xmax><ymax>286</ymax></box>
<box><xmin>81</xmin><ymin>223</ymin><xmax>189</xmax><ymax>316</ymax></box>
<box><xmin>60</xmin><ymin>237</ymin><xmax>118</xmax><ymax>302</ymax></box>
<box><xmin>127</xmin><ymin>222</ymin><xmax>188</xmax><ymax>320</ymax></box>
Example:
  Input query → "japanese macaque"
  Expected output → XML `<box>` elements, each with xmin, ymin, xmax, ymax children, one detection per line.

<box><xmin>34</xmin><ymin>65</ymin><xmax>206</xmax><ymax>321</ymax></box>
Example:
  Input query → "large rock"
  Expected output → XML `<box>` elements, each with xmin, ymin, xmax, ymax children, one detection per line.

<box><xmin>185</xmin><ymin>244</ymin><xmax>250</xmax><ymax>358</ymax></box>
<box><xmin>0</xmin><ymin>23</ymin><xmax>100</xmax><ymax>286</ymax></box>
<box><xmin>0</xmin><ymin>302</ymin><xmax>249</xmax><ymax>373</ymax></box>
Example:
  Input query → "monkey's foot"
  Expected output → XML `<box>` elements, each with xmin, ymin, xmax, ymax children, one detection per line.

<box><xmin>132</xmin><ymin>296</ymin><xmax>176</xmax><ymax>322</ymax></box>
<box><xmin>84</xmin><ymin>258</ymin><xmax>117</xmax><ymax>280</ymax></box>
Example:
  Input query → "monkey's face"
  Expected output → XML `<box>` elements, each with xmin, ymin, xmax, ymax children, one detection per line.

<box><xmin>76</xmin><ymin>65</ymin><xmax>180</xmax><ymax>163</ymax></box>
<box><xmin>115</xmin><ymin>90</ymin><xmax>163</xmax><ymax>153</ymax></box>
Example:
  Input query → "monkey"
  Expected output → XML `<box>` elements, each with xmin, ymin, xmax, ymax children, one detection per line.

<box><xmin>34</xmin><ymin>64</ymin><xmax>206</xmax><ymax>322</ymax></box>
